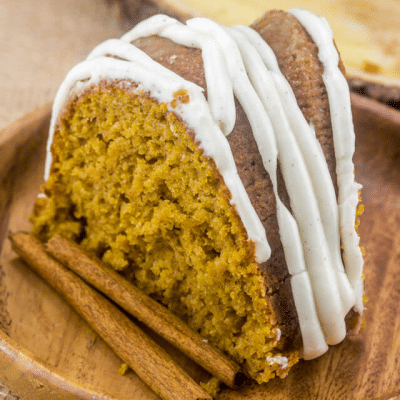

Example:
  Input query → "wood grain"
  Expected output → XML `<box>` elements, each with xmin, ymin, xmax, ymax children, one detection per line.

<box><xmin>0</xmin><ymin>94</ymin><xmax>400</xmax><ymax>399</ymax></box>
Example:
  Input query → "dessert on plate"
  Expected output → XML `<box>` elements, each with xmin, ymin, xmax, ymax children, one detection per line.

<box><xmin>31</xmin><ymin>8</ymin><xmax>365</xmax><ymax>383</ymax></box>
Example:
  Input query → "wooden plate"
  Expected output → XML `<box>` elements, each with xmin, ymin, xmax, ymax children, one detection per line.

<box><xmin>1</xmin><ymin>95</ymin><xmax>400</xmax><ymax>400</ymax></box>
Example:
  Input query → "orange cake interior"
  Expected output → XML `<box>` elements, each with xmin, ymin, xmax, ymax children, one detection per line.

<box><xmin>32</xmin><ymin>83</ymin><xmax>297</xmax><ymax>382</ymax></box>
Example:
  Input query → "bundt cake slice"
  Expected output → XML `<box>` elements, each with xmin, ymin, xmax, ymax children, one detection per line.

<box><xmin>31</xmin><ymin>9</ymin><xmax>364</xmax><ymax>383</ymax></box>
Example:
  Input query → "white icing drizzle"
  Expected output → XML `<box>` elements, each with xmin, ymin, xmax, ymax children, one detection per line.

<box><xmin>291</xmin><ymin>272</ymin><xmax>328</xmax><ymax>358</ymax></box>
<box><xmin>227</xmin><ymin>24</ymin><xmax>351</xmax><ymax>352</ymax></box>
<box><xmin>289</xmin><ymin>8</ymin><xmax>364</xmax><ymax>314</ymax></box>
<box><xmin>122</xmin><ymin>15</ymin><xmax>236</xmax><ymax>135</ymax></box>
<box><xmin>43</xmin><ymin>9</ymin><xmax>364</xmax><ymax>361</ymax></box>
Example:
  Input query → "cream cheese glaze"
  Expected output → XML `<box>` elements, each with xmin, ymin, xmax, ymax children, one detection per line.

<box><xmin>43</xmin><ymin>9</ymin><xmax>364</xmax><ymax>362</ymax></box>
<box><xmin>289</xmin><ymin>8</ymin><xmax>364</xmax><ymax>315</ymax></box>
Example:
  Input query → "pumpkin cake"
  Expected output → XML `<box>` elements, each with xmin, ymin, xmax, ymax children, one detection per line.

<box><xmin>31</xmin><ymin>8</ymin><xmax>365</xmax><ymax>383</ymax></box>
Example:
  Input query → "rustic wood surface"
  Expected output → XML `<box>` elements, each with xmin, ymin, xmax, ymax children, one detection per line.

<box><xmin>1</xmin><ymin>95</ymin><xmax>400</xmax><ymax>400</ymax></box>
<box><xmin>0</xmin><ymin>383</ymin><xmax>19</xmax><ymax>400</ymax></box>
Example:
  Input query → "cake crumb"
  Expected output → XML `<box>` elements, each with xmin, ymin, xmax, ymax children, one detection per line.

<box><xmin>118</xmin><ymin>363</ymin><xmax>129</xmax><ymax>375</ymax></box>
<box><xmin>362</xmin><ymin>60</ymin><xmax>381</xmax><ymax>74</ymax></box>
<box><xmin>200</xmin><ymin>376</ymin><xmax>221</xmax><ymax>398</ymax></box>
<box><xmin>173</xmin><ymin>89</ymin><xmax>190</xmax><ymax>104</ymax></box>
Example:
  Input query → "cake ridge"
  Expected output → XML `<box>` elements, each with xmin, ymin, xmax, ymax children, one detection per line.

<box><xmin>289</xmin><ymin>8</ymin><xmax>364</xmax><ymax>314</ymax></box>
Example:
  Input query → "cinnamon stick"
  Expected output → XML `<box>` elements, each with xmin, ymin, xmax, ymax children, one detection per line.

<box><xmin>9</xmin><ymin>231</ymin><xmax>211</xmax><ymax>400</ymax></box>
<box><xmin>45</xmin><ymin>234</ymin><xmax>242</xmax><ymax>388</ymax></box>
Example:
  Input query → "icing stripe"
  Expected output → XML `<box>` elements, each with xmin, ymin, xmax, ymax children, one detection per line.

<box><xmin>291</xmin><ymin>272</ymin><xmax>328</xmax><ymax>359</ymax></box>
<box><xmin>289</xmin><ymin>8</ymin><xmax>364</xmax><ymax>314</ymax></box>
<box><xmin>122</xmin><ymin>15</ymin><xmax>236</xmax><ymax>136</ymax></box>
<box><xmin>227</xmin><ymin>25</ymin><xmax>352</xmax><ymax>347</ymax></box>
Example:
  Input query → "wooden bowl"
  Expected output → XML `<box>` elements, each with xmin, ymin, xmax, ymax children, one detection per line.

<box><xmin>1</xmin><ymin>95</ymin><xmax>400</xmax><ymax>400</ymax></box>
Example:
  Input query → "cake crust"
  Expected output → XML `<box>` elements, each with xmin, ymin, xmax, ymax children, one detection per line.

<box><xmin>252</xmin><ymin>10</ymin><xmax>340</xmax><ymax>194</ymax></box>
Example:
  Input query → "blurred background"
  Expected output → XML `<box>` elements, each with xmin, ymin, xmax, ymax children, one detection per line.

<box><xmin>1</xmin><ymin>0</ymin><xmax>399</xmax><ymax>130</ymax></box>
<box><xmin>0</xmin><ymin>0</ymin><xmax>400</xmax><ymax>129</ymax></box>
<box><xmin>0</xmin><ymin>0</ymin><xmax>124</xmax><ymax>129</ymax></box>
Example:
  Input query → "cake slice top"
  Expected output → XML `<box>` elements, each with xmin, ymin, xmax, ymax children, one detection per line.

<box><xmin>42</xmin><ymin>9</ymin><xmax>364</xmax><ymax>361</ymax></box>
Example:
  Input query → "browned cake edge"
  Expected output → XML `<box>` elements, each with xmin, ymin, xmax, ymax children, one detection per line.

<box><xmin>253</xmin><ymin>10</ymin><xmax>364</xmax><ymax>331</ymax></box>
